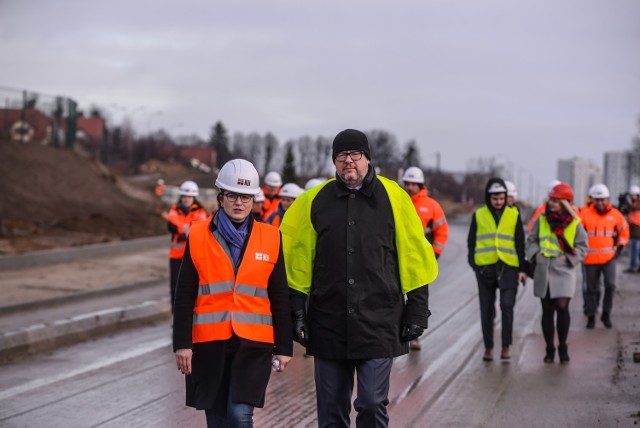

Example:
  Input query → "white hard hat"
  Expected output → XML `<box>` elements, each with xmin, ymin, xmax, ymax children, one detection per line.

<box><xmin>588</xmin><ymin>183</ymin><xmax>610</xmax><ymax>199</ymax></box>
<box><xmin>179</xmin><ymin>180</ymin><xmax>199</xmax><ymax>197</ymax></box>
<box><xmin>629</xmin><ymin>185</ymin><xmax>640</xmax><ymax>195</ymax></box>
<box><xmin>254</xmin><ymin>188</ymin><xmax>265</xmax><ymax>202</ymax></box>
<box><xmin>304</xmin><ymin>178</ymin><xmax>324</xmax><ymax>190</ymax></box>
<box><xmin>157</xmin><ymin>178</ymin><xmax>165</xmax><ymax>185</ymax></box>
<box><xmin>488</xmin><ymin>182</ymin><xmax>508</xmax><ymax>194</ymax></box>
<box><xmin>402</xmin><ymin>167</ymin><xmax>425</xmax><ymax>184</ymax></box>
<box><xmin>547</xmin><ymin>179</ymin><xmax>561</xmax><ymax>193</ymax></box>
<box><xmin>280</xmin><ymin>183</ymin><xmax>303</xmax><ymax>199</ymax></box>
<box><xmin>215</xmin><ymin>159</ymin><xmax>260</xmax><ymax>195</ymax></box>
<box><xmin>505</xmin><ymin>180</ymin><xmax>517</xmax><ymax>198</ymax></box>
<box><xmin>264</xmin><ymin>171</ymin><xmax>283</xmax><ymax>187</ymax></box>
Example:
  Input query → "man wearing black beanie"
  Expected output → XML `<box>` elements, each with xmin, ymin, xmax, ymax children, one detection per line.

<box><xmin>281</xmin><ymin>128</ymin><xmax>439</xmax><ymax>427</ymax></box>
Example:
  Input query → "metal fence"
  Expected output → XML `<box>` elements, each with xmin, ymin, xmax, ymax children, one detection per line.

<box><xmin>0</xmin><ymin>85</ymin><xmax>78</xmax><ymax>147</ymax></box>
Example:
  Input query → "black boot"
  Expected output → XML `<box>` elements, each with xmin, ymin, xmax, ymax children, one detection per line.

<box><xmin>601</xmin><ymin>312</ymin><xmax>612</xmax><ymax>329</ymax></box>
<box><xmin>558</xmin><ymin>343</ymin><xmax>570</xmax><ymax>364</ymax></box>
<box><xmin>544</xmin><ymin>346</ymin><xmax>555</xmax><ymax>363</ymax></box>
<box><xmin>586</xmin><ymin>316</ymin><xmax>595</xmax><ymax>329</ymax></box>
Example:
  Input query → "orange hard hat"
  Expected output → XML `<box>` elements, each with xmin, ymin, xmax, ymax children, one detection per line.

<box><xmin>549</xmin><ymin>183</ymin><xmax>574</xmax><ymax>202</ymax></box>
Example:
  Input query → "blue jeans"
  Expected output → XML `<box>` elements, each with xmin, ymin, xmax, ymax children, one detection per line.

<box><xmin>629</xmin><ymin>238</ymin><xmax>640</xmax><ymax>270</ymax></box>
<box><xmin>205</xmin><ymin>383</ymin><xmax>254</xmax><ymax>428</ymax></box>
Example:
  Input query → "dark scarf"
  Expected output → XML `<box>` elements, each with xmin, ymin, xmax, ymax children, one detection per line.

<box><xmin>216</xmin><ymin>209</ymin><xmax>249</xmax><ymax>266</ymax></box>
<box><xmin>545</xmin><ymin>205</ymin><xmax>575</xmax><ymax>255</ymax></box>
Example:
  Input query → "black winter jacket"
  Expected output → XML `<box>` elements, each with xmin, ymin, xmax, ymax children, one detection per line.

<box><xmin>290</xmin><ymin>167</ymin><xmax>430</xmax><ymax>359</ymax></box>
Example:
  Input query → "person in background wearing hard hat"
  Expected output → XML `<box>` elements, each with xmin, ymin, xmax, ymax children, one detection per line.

<box><xmin>526</xmin><ymin>183</ymin><xmax>588</xmax><ymax>364</ymax></box>
<box><xmin>402</xmin><ymin>166</ymin><xmax>448</xmax><ymax>352</ymax></box>
<box><xmin>468</xmin><ymin>178</ymin><xmax>527</xmax><ymax>362</ymax></box>
<box><xmin>580</xmin><ymin>184</ymin><xmax>629</xmax><ymax>329</ymax></box>
<box><xmin>155</xmin><ymin>178</ymin><xmax>166</xmax><ymax>196</ymax></box>
<box><xmin>173</xmin><ymin>159</ymin><xmax>292</xmax><ymax>427</ymax></box>
<box><xmin>281</xmin><ymin>129</ymin><xmax>437</xmax><ymax>427</ymax></box>
<box><xmin>621</xmin><ymin>185</ymin><xmax>640</xmax><ymax>273</ymax></box>
<box><xmin>266</xmin><ymin>183</ymin><xmax>303</xmax><ymax>227</ymax></box>
<box><xmin>505</xmin><ymin>180</ymin><xmax>517</xmax><ymax>208</ymax></box>
<box><xmin>304</xmin><ymin>177</ymin><xmax>325</xmax><ymax>191</ymax></box>
<box><xmin>261</xmin><ymin>171</ymin><xmax>283</xmax><ymax>220</ymax></box>
<box><xmin>527</xmin><ymin>179</ymin><xmax>561</xmax><ymax>234</ymax></box>
<box><xmin>251</xmin><ymin>188</ymin><xmax>266</xmax><ymax>222</ymax></box>
<box><xmin>163</xmin><ymin>180</ymin><xmax>208</xmax><ymax>313</ymax></box>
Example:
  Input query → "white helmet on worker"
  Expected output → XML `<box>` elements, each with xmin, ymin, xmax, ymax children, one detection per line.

<box><xmin>157</xmin><ymin>178</ymin><xmax>165</xmax><ymax>185</ymax></box>
<box><xmin>629</xmin><ymin>185</ymin><xmax>640</xmax><ymax>195</ymax></box>
<box><xmin>588</xmin><ymin>183</ymin><xmax>610</xmax><ymax>199</ymax></box>
<box><xmin>254</xmin><ymin>188</ymin><xmax>265</xmax><ymax>202</ymax></box>
<box><xmin>487</xmin><ymin>182</ymin><xmax>508</xmax><ymax>194</ymax></box>
<box><xmin>179</xmin><ymin>180</ymin><xmax>199</xmax><ymax>197</ymax></box>
<box><xmin>304</xmin><ymin>178</ymin><xmax>324</xmax><ymax>190</ymax></box>
<box><xmin>402</xmin><ymin>167</ymin><xmax>425</xmax><ymax>184</ymax></box>
<box><xmin>264</xmin><ymin>171</ymin><xmax>283</xmax><ymax>188</ymax></box>
<box><xmin>280</xmin><ymin>183</ymin><xmax>304</xmax><ymax>199</ymax></box>
<box><xmin>547</xmin><ymin>179</ymin><xmax>561</xmax><ymax>193</ymax></box>
<box><xmin>505</xmin><ymin>180</ymin><xmax>517</xmax><ymax>198</ymax></box>
<box><xmin>215</xmin><ymin>159</ymin><xmax>260</xmax><ymax>195</ymax></box>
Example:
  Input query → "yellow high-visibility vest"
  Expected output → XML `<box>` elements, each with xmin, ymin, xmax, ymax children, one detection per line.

<box><xmin>539</xmin><ymin>215</ymin><xmax>579</xmax><ymax>257</ymax></box>
<box><xmin>474</xmin><ymin>206</ymin><xmax>519</xmax><ymax>267</ymax></box>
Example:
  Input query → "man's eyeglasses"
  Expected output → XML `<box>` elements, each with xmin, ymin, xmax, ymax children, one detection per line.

<box><xmin>335</xmin><ymin>151</ymin><xmax>364</xmax><ymax>162</ymax></box>
<box><xmin>224</xmin><ymin>192</ymin><xmax>253</xmax><ymax>203</ymax></box>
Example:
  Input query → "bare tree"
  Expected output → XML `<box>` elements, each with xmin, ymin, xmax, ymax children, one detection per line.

<box><xmin>366</xmin><ymin>129</ymin><xmax>400</xmax><ymax>176</ymax></box>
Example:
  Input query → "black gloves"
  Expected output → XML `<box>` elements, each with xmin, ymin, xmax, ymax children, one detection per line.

<box><xmin>400</xmin><ymin>324</ymin><xmax>424</xmax><ymax>342</ymax></box>
<box><xmin>292</xmin><ymin>309</ymin><xmax>308</xmax><ymax>347</ymax></box>
<box><xmin>615</xmin><ymin>246</ymin><xmax>624</xmax><ymax>258</ymax></box>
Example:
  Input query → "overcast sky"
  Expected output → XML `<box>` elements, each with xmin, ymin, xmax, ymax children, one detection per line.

<box><xmin>1</xmin><ymin>0</ymin><xmax>639</xmax><ymax>200</ymax></box>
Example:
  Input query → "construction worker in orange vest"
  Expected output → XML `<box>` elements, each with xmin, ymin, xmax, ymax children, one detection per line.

<box><xmin>155</xmin><ymin>178</ymin><xmax>166</xmax><ymax>196</ymax></box>
<box><xmin>621</xmin><ymin>185</ymin><xmax>640</xmax><ymax>273</ymax></box>
<box><xmin>163</xmin><ymin>180</ymin><xmax>208</xmax><ymax>312</ymax></box>
<box><xmin>579</xmin><ymin>184</ymin><xmax>629</xmax><ymax>329</ymax></box>
<box><xmin>402</xmin><ymin>166</ymin><xmax>448</xmax><ymax>351</ymax></box>
<box><xmin>251</xmin><ymin>188</ymin><xmax>266</xmax><ymax>222</ymax></box>
<box><xmin>266</xmin><ymin>183</ymin><xmax>303</xmax><ymax>227</ymax></box>
<box><xmin>260</xmin><ymin>171</ymin><xmax>282</xmax><ymax>220</ymax></box>
<box><xmin>172</xmin><ymin>159</ymin><xmax>292</xmax><ymax>425</ymax></box>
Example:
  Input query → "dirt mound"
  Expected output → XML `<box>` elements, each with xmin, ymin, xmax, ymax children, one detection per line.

<box><xmin>0</xmin><ymin>141</ymin><xmax>167</xmax><ymax>254</ymax></box>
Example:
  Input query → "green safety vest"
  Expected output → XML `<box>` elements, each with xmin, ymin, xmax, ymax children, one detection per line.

<box><xmin>280</xmin><ymin>176</ymin><xmax>438</xmax><ymax>295</ymax></box>
<box><xmin>538</xmin><ymin>215</ymin><xmax>579</xmax><ymax>257</ymax></box>
<box><xmin>474</xmin><ymin>205</ymin><xmax>519</xmax><ymax>267</ymax></box>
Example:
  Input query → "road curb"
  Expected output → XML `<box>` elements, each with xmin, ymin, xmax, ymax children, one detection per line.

<box><xmin>0</xmin><ymin>277</ymin><xmax>169</xmax><ymax>316</ymax></box>
<box><xmin>0</xmin><ymin>235</ymin><xmax>167</xmax><ymax>271</ymax></box>
<box><xmin>0</xmin><ymin>298</ymin><xmax>171</xmax><ymax>363</ymax></box>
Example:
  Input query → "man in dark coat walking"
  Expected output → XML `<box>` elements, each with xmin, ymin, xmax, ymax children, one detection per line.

<box><xmin>280</xmin><ymin>129</ymin><xmax>438</xmax><ymax>427</ymax></box>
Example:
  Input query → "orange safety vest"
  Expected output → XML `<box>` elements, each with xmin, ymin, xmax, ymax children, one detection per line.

<box><xmin>410</xmin><ymin>188</ymin><xmax>448</xmax><ymax>255</ymax></box>
<box><xmin>579</xmin><ymin>204</ymin><xmax>629</xmax><ymax>265</ymax></box>
<box><xmin>628</xmin><ymin>200</ymin><xmax>640</xmax><ymax>227</ymax></box>
<box><xmin>261</xmin><ymin>187</ymin><xmax>281</xmax><ymax>219</ymax></box>
<box><xmin>155</xmin><ymin>183</ymin><xmax>166</xmax><ymax>196</ymax></box>
<box><xmin>168</xmin><ymin>203</ymin><xmax>208</xmax><ymax>259</ymax></box>
<box><xmin>188</xmin><ymin>220</ymin><xmax>280</xmax><ymax>344</ymax></box>
<box><xmin>266</xmin><ymin>210</ymin><xmax>284</xmax><ymax>228</ymax></box>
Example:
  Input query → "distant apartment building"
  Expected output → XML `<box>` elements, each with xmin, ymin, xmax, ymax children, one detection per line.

<box><xmin>557</xmin><ymin>157</ymin><xmax>602</xmax><ymax>205</ymax></box>
<box><xmin>604</xmin><ymin>151</ymin><xmax>630</xmax><ymax>199</ymax></box>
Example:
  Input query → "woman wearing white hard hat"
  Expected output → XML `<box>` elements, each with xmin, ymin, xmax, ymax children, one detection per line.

<box><xmin>173</xmin><ymin>159</ymin><xmax>292</xmax><ymax>427</ymax></box>
<box><xmin>266</xmin><ymin>183</ymin><xmax>303</xmax><ymax>227</ymax></box>
<box><xmin>164</xmin><ymin>180</ymin><xmax>208</xmax><ymax>312</ymax></box>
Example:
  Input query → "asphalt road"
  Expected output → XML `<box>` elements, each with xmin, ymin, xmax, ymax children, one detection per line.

<box><xmin>0</xmin><ymin>220</ymin><xmax>638</xmax><ymax>427</ymax></box>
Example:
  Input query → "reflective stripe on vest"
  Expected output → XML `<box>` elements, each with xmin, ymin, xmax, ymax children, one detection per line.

<box><xmin>474</xmin><ymin>206</ymin><xmax>519</xmax><ymax>267</ymax></box>
<box><xmin>538</xmin><ymin>216</ymin><xmax>579</xmax><ymax>258</ymax></box>
<box><xmin>189</xmin><ymin>219</ymin><xmax>280</xmax><ymax>344</ymax></box>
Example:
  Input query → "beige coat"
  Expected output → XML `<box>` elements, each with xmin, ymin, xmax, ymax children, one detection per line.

<box><xmin>525</xmin><ymin>218</ymin><xmax>589</xmax><ymax>299</ymax></box>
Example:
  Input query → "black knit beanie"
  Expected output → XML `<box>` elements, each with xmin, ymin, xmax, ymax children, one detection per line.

<box><xmin>332</xmin><ymin>129</ymin><xmax>371</xmax><ymax>161</ymax></box>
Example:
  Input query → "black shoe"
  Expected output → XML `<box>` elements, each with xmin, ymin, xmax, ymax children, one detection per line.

<box><xmin>586</xmin><ymin>316</ymin><xmax>595</xmax><ymax>329</ymax></box>
<box><xmin>544</xmin><ymin>346</ymin><xmax>555</xmax><ymax>363</ymax></box>
<box><xmin>558</xmin><ymin>344</ymin><xmax>570</xmax><ymax>364</ymax></box>
<box><xmin>601</xmin><ymin>312</ymin><xmax>612</xmax><ymax>329</ymax></box>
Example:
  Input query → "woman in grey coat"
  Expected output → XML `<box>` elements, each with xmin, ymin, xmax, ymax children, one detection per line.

<box><xmin>525</xmin><ymin>183</ymin><xmax>588</xmax><ymax>364</ymax></box>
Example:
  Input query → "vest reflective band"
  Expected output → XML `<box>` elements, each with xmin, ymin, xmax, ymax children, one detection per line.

<box><xmin>629</xmin><ymin>205</ymin><xmax>640</xmax><ymax>226</ymax></box>
<box><xmin>538</xmin><ymin>216</ymin><xmax>579</xmax><ymax>257</ymax></box>
<box><xmin>474</xmin><ymin>206</ymin><xmax>519</xmax><ymax>267</ymax></box>
<box><xmin>188</xmin><ymin>220</ymin><xmax>280</xmax><ymax>344</ymax></box>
